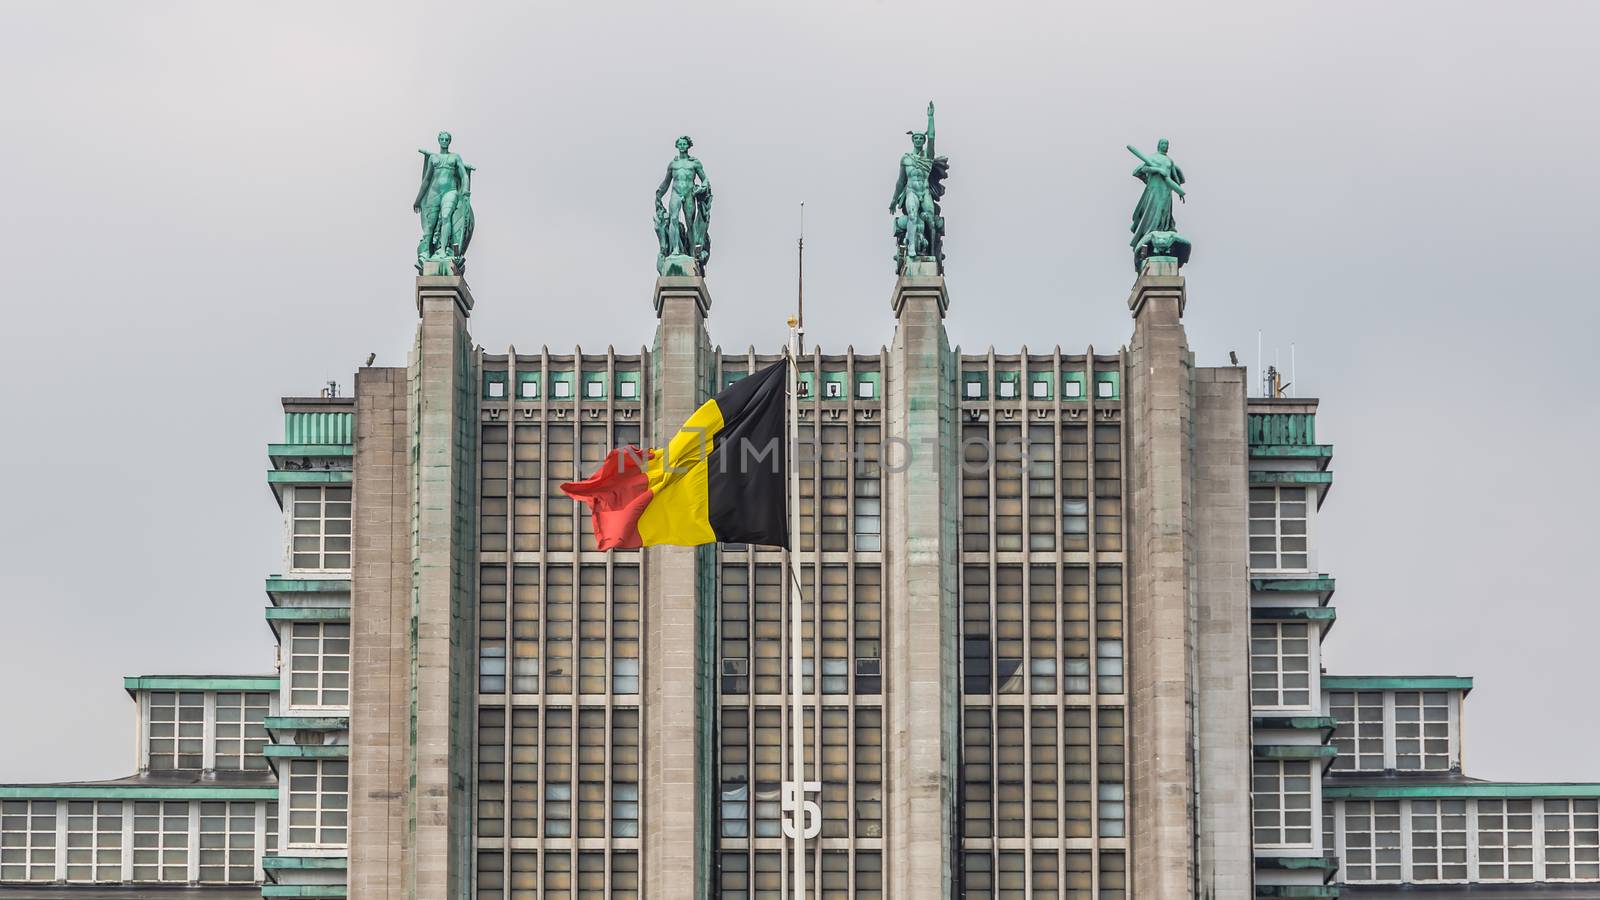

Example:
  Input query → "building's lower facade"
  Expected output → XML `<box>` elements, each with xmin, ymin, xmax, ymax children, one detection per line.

<box><xmin>3</xmin><ymin>259</ymin><xmax>1597</xmax><ymax>899</ymax></box>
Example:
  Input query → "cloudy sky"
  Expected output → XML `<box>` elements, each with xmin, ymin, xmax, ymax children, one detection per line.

<box><xmin>1</xmin><ymin>1</ymin><xmax>1596</xmax><ymax>782</ymax></box>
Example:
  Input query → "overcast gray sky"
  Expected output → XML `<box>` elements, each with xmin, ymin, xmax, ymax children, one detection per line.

<box><xmin>1</xmin><ymin>1</ymin><xmax>1596</xmax><ymax>783</ymax></box>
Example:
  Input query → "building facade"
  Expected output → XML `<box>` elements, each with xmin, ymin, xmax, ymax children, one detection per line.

<box><xmin>3</xmin><ymin>256</ymin><xmax>1598</xmax><ymax>900</ymax></box>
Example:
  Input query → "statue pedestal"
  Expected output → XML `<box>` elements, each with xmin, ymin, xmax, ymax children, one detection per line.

<box><xmin>418</xmin><ymin>256</ymin><xmax>464</xmax><ymax>277</ymax></box>
<box><xmin>657</xmin><ymin>254</ymin><xmax>701</xmax><ymax>277</ymax></box>
<box><xmin>1133</xmin><ymin>230</ymin><xmax>1191</xmax><ymax>272</ymax></box>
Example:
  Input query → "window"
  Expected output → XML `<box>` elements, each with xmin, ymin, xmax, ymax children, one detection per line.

<box><xmin>1250</xmin><ymin>622</ymin><xmax>1311</xmax><ymax>708</ymax></box>
<box><xmin>823</xmin><ymin>379</ymin><xmax>843</xmax><ymax>399</ymax></box>
<box><xmin>148</xmin><ymin>691</ymin><xmax>204</xmax><ymax>770</ymax></box>
<box><xmin>619</xmin><ymin>378</ymin><xmax>639</xmax><ymax>399</ymax></box>
<box><xmin>1</xmin><ymin>800</ymin><xmax>56</xmax><ymax>881</ymax></box>
<box><xmin>291</xmin><ymin>486</ymin><xmax>352</xmax><ymax>570</ymax></box>
<box><xmin>963</xmin><ymin>375</ymin><xmax>984</xmax><ymax>399</ymax></box>
<box><xmin>1394</xmin><ymin>691</ymin><xmax>1451</xmax><ymax>771</ymax></box>
<box><xmin>487</xmin><ymin>379</ymin><xmax>506</xmax><ymax>399</ymax></box>
<box><xmin>1063</xmin><ymin>378</ymin><xmax>1083</xmax><ymax>399</ymax></box>
<box><xmin>1409</xmin><ymin>799</ymin><xmax>1468</xmax><ymax>882</ymax></box>
<box><xmin>1098</xmin><ymin>707</ymin><xmax>1126</xmax><ymax>837</ymax></box>
<box><xmin>1096</xmin><ymin>379</ymin><xmax>1115</xmax><ymax>399</ymax></box>
<box><xmin>857</xmin><ymin>378</ymin><xmax>875</xmax><ymax>399</ymax></box>
<box><xmin>477</xmin><ymin>707</ymin><xmax>505</xmax><ymax>839</ymax></box>
<box><xmin>1030</xmin><ymin>379</ymin><xmax>1049</xmax><ymax>400</ymax></box>
<box><xmin>584</xmin><ymin>378</ymin><xmax>604</xmax><ymax>399</ymax></box>
<box><xmin>1544</xmin><ymin>798</ymin><xmax>1600</xmax><ymax>880</ymax></box>
<box><xmin>198</xmin><ymin>801</ymin><xmax>257</xmax><ymax>883</ymax></box>
<box><xmin>288</xmin><ymin>622</ymin><xmax>350</xmax><ymax>708</ymax></box>
<box><xmin>64</xmin><ymin>800</ymin><xmax>121</xmax><ymax>883</ymax></box>
<box><xmin>1248</xmin><ymin>487</ymin><xmax>1309</xmax><ymax>570</ymax></box>
<box><xmin>518</xmin><ymin>376</ymin><xmax>539</xmax><ymax>399</ymax></box>
<box><xmin>1330</xmin><ymin>691</ymin><xmax>1385</xmax><ymax>771</ymax></box>
<box><xmin>287</xmin><ymin>759</ymin><xmax>348</xmax><ymax>847</ymax></box>
<box><xmin>131</xmin><ymin>801</ymin><xmax>187</xmax><ymax>881</ymax></box>
<box><xmin>1252</xmin><ymin>759</ymin><xmax>1314</xmax><ymax>848</ymax></box>
<box><xmin>1342</xmin><ymin>800</ymin><xmax>1402</xmax><ymax>882</ymax></box>
<box><xmin>998</xmin><ymin>379</ymin><xmax>1017</xmax><ymax>399</ymax></box>
<box><xmin>1477</xmin><ymin>799</ymin><xmax>1535</xmax><ymax>880</ymax></box>
<box><xmin>553</xmin><ymin>378</ymin><xmax>572</xmax><ymax>399</ymax></box>
<box><xmin>214</xmin><ymin>692</ymin><xmax>270</xmax><ymax>771</ymax></box>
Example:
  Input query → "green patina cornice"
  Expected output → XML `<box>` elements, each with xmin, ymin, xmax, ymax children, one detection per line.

<box><xmin>1250</xmin><ymin>471</ymin><xmax>1333</xmax><ymax>486</ymax></box>
<box><xmin>1255</xmin><ymin>744</ymin><xmax>1339</xmax><ymax>761</ymax></box>
<box><xmin>1322</xmin><ymin>675</ymin><xmax>1472</xmax><ymax>691</ymax></box>
<box><xmin>124</xmin><ymin>675</ymin><xmax>278</xmax><ymax>693</ymax></box>
<box><xmin>0</xmin><ymin>784</ymin><xmax>277</xmax><ymax>800</ymax></box>
<box><xmin>264</xmin><ymin>716</ymin><xmax>350</xmax><ymax>732</ymax></box>
<box><xmin>262</xmin><ymin>885</ymin><xmax>348</xmax><ymax>899</ymax></box>
<box><xmin>262</xmin><ymin>856</ymin><xmax>349</xmax><ymax>871</ymax></box>
<box><xmin>1255</xmin><ymin>855</ymin><xmax>1339</xmax><ymax>873</ymax></box>
<box><xmin>269</xmin><ymin>444</ymin><xmax>354</xmax><ymax>458</ymax></box>
<box><xmin>267</xmin><ymin>471</ymin><xmax>353</xmax><ymax>485</ymax></box>
<box><xmin>1254</xmin><ymin>886</ymin><xmax>1339</xmax><ymax>899</ymax></box>
<box><xmin>1252</xmin><ymin>606</ymin><xmax>1337</xmax><ymax>623</ymax></box>
<box><xmin>265</xmin><ymin>607</ymin><xmax>351</xmax><ymax>623</ymax></box>
<box><xmin>1251</xmin><ymin>444</ymin><xmax>1333</xmax><ymax>460</ymax></box>
<box><xmin>1253</xmin><ymin>715</ymin><xmax>1337</xmax><ymax>733</ymax></box>
<box><xmin>1251</xmin><ymin>577</ymin><xmax>1335</xmax><ymax>602</ymax></box>
<box><xmin>1248</xmin><ymin>411</ymin><xmax>1317</xmax><ymax>447</ymax></box>
<box><xmin>1325</xmin><ymin>782</ymin><xmax>1600</xmax><ymax>800</ymax></box>
<box><xmin>264</xmin><ymin>745</ymin><xmax>350</xmax><ymax>760</ymax></box>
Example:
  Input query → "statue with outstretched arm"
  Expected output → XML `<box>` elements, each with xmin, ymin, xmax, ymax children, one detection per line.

<box><xmin>1128</xmin><ymin>137</ymin><xmax>1185</xmax><ymax>252</ymax></box>
<box><xmin>889</xmin><ymin>101</ymin><xmax>948</xmax><ymax>268</ymax></box>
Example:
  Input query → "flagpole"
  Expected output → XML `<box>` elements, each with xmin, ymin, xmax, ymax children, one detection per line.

<box><xmin>786</xmin><ymin>313</ymin><xmax>806</xmax><ymax>900</ymax></box>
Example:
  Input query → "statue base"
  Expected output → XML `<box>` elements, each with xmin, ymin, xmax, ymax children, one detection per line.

<box><xmin>657</xmin><ymin>254</ymin><xmax>703</xmax><ymax>278</ymax></box>
<box><xmin>418</xmin><ymin>256</ymin><xmax>464</xmax><ymax>277</ymax></box>
<box><xmin>897</xmin><ymin>257</ymin><xmax>941</xmax><ymax>278</ymax></box>
<box><xmin>1133</xmin><ymin>230</ymin><xmax>1191</xmax><ymax>272</ymax></box>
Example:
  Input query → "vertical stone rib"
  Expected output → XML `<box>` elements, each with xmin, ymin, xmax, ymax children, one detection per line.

<box><xmin>885</xmin><ymin>274</ymin><xmax>957</xmax><ymax>898</ymax></box>
<box><xmin>352</xmin><ymin>367</ymin><xmax>410</xmax><ymax>899</ymax></box>
<box><xmin>644</xmin><ymin>276</ymin><xmax>712</xmax><ymax>899</ymax></box>
<box><xmin>1126</xmin><ymin>261</ymin><xmax>1197</xmax><ymax>897</ymax></box>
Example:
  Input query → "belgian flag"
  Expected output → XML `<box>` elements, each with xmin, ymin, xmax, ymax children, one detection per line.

<box><xmin>561</xmin><ymin>361</ymin><xmax>788</xmax><ymax>549</ymax></box>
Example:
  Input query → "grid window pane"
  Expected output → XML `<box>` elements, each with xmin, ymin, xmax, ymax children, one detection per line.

<box><xmin>290</xmin><ymin>486</ymin><xmax>352</xmax><ymax>570</ymax></box>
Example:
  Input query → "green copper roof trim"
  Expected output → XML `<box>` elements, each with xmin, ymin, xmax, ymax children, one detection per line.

<box><xmin>269</xmin><ymin>444</ymin><xmax>353</xmax><ymax>458</ymax></box>
<box><xmin>0</xmin><ymin>785</ymin><xmax>278</xmax><ymax>800</ymax></box>
<box><xmin>266</xmin><ymin>577</ymin><xmax>351</xmax><ymax>594</ymax></box>
<box><xmin>261</xmin><ymin>886</ymin><xmax>348</xmax><ymax>899</ymax></box>
<box><xmin>1251</xmin><ymin>444</ymin><xmax>1333</xmax><ymax>459</ymax></box>
<box><xmin>1254</xmin><ymin>886</ymin><xmax>1338</xmax><ymax>899</ymax></box>
<box><xmin>264</xmin><ymin>716</ymin><xmax>350</xmax><ymax>732</ymax></box>
<box><xmin>267</xmin><ymin>470</ymin><xmax>353</xmax><ymax>485</ymax></box>
<box><xmin>1255</xmin><ymin>744</ymin><xmax>1339</xmax><ymax>761</ymax></box>
<box><xmin>265</xmin><ymin>607</ymin><xmax>351</xmax><ymax>622</ymax></box>
<box><xmin>1252</xmin><ymin>606</ymin><xmax>1337</xmax><ymax>623</ymax></box>
<box><xmin>1250</xmin><ymin>471</ymin><xmax>1333</xmax><ymax>486</ymax></box>
<box><xmin>124</xmin><ymin>676</ymin><xmax>279</xmax><ymax>692</ymax></box>
<box><xmin>1322</xmin><ymin>675</ymin><xmax>1473</xmax><ymax>691</ymax></box>
<box><xmin>1249</xmin><ymin>412</ymin><xmax>1317</xmax><ymax>447</ymax></box>
<box><xmin>263</xmin><ymin>744</ymin><xmax>349</xmax><ymax>760</ymax></box>
<box><xmin>1252</xmin><ymin>577</ymin><xmax>1335</xmax><ymax>596</ymax></box>
<box><xmin>1325</xmin><ymin>782</ymin><xmax>1600</xmax><ymax>800</ymax></box>
<box><xmin>1255</xmin><ymin>855</ymin><xmax>1339</xmax><ymax>873</ymax></box>
<box><xmin>262</xmin><ymin>856</ymin><xmax>348</xmax><ymax>871</ymax></box>
<box><xmin>1253</xmin><ymin>715</ymin><xmax>1337</xmax><ymax>733</ymax></box>
<box><xmin>284</xmin><ymin>412</ymin><xmax>352</xmax><ymax>445</ymax></box>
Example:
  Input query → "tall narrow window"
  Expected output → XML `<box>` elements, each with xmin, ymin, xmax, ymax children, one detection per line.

<box><xmin>64</xmin><ymin>800</ymin><xmax>122</xmax><ymax>883</ymax></box>
<box><xmin>1249</xmin><ymin>486</ymin><xmax>1309</xmax><ymax>570</ymax></box>
<box><xmin>1330</xmin><ymin>691</ymin><xmax>1385</xmax><ymax>771</ymax></box>
<box><xmin>287</xmin><ymin>760</ymin><xmax>348</xmax><ymax>848</ymax></box>
<box><xmin>198</xmin><ymin>801</ymin><xmax>258</xmax><ymax>883</ymax></box>
<box><xmin>288</xmin><ymin>622</ymin><xmax>350</xmax><ymax>708</ymax></box>
<box><xmin>1252</xmin><ymin>759</ymin><xmax>1314</xmax><ymax>848</ymax></box>
<box><xmin>214</xmin><ymin>692</ymin><xmax>270</xmax><ymax>771</ymax></box>
<box><xmin>1409</xmin><ymin>799</ymin><xmax>1468</xmax><ymax>882</ymax></box>
<box><xmin>1250</xmin><ymin>622</ymin><xmax>1312</xmax><ymax>708</ymax></box>
<box><xmin>1</xmin><ymin>800</ymin><xmax>57</xmax><ymax>881</ymax></box>
<box><xmin>148</xmin><ymin>691</ymin><xmax>204</xmax><ymax>770</ymax></box>
<box><xmin>131</xmin><ymin>801</ymin><xmax>187</xmax><ymax>881</ymax></box>
<box><xmin>291</xmin><ymin>486</ymin><xmax>352</xmax><ymax>570</ymax></box>
<box><xmin>1543</xmin><ymin>799</ymin><xmax>1600</xmax><ymax>880</ymax></box>
<box><xmin>1394</xmin><ymin>691</ymin><xmax>1451</xmax><ymax>771</ymax></box>
<box><xmin>1342</xmin><ymin>800</ymin><xmax>1402</xmax><ymax>882</ymax></box>
<box><xmin>1477</xmin><ymin>799</ymin><xmax>1535</xmax><ymax>880</ymax></box>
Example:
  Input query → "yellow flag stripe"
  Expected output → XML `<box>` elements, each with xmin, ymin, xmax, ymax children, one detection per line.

<box><xmin>636</xmin><ymin>397</ymin><xmax>724</xmax><ymax>546</ymax></box>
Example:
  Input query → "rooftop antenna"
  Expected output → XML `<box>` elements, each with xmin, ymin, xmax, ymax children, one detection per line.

<box><xmin>797</xmin><ymin>203</ymin><xmax>806</xmax><ymax>354</ymax></box>
<box><xmin>1290</xmin><ymin>343</ymin><xmax>1297</xmax><ymax>399</ymax></box>
<box><xmin>1257</xmin><ymin>330</ymin><xmax>1264</xmax><ymax>397</ymax></box>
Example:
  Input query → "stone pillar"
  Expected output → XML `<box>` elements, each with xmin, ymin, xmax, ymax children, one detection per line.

<box><xmin>1193</xmin><ymin>365</ymin><xmax>1254</xmax><ymax>895</ymax></box>
<box><xmin>644</xmin><ymin>275</ymin><xmax>714</xmax><ymax>899</ymax></box>
<box><xmin>350</xmin><ymin>365</ymin><xmax>411</xmax><ymax>899</ymax></box>
<box><xmin>1124</xmin><ymin>258</ymin><xmax>1197</xmax><ymax>897</ymax></box>
<box><xmin>410</xmin><ymin>275</ymin><xmax>478</xmax><ymax>900</ymax></box>
<box><xmin>884</xmin><ymin>268</ymin><xmax>958</xmax><ymax>899</ymax></box>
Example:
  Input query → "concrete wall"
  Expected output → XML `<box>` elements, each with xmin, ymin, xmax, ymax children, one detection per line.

<box><xmin>350</xmin><ymin>365</ymin><xmax>412</xmax><ymax>899</ymax></box>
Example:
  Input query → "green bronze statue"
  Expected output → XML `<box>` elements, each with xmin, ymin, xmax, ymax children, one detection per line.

<box><xmin>654</xmin><ymin>135</ymin><xmax>712</xmax><ymax>276</ymax></box>
<box><xmin>1128</xmin><ymin>138</ymin><xmax>1190</xmax><ymax>270</ymax></box>
<box><xmin>889</xmin><ymin>101</ymin><xmax>950</xmax><ymax>274</ymax></box>
<box><xmin>414</xmin><ymin>131</ymin><xmax>475</xmax><ymax>272</ymax></box>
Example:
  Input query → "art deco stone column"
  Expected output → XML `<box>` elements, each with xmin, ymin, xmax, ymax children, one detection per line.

<box><xmin>644</xmin><ymin>274</ymin><xmax>715</xmax><ymax>898</ymax></box>
<box><xmin>1124</xmin><ymin>258</ymin><xmax>1199</xmax><ymax>897</ymax></box>
<box><xmin>884</xmin><ymin>264</ymin><xmax>958</xmax><ymax>898</ymax></box>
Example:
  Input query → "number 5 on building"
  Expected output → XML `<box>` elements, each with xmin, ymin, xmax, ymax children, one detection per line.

<box><xmin>780</xmin><ymin>780</ymin><xmax>822</xmax><ymax>839</ymax></box>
